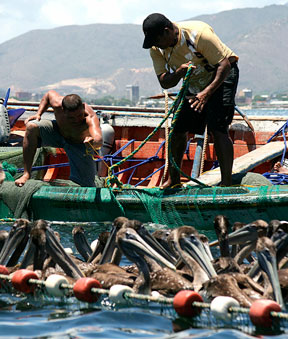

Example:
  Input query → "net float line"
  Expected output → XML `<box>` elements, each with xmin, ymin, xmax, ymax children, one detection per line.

<box><xmin>1</xmin><ymin>267</ymin><xmax>288</xmax><ymax>332</ymax></box>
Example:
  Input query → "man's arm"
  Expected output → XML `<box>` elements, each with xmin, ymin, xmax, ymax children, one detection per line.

<box><xmin>84</xmin><ymin>104</ymin><xmax>103</xmax><ymax>149</ymax></box>
<box><xmin>189</xmin><ymin>58</ymin><xmax>231</xmax><ymax>113</ymax></box>
<box><xmin>24</xmin><ymin>90</ymin><xmax>63</xmax><ymax>124</ymax></box>
<box><xmin>158</xmin><ymin>63</ymin><xmax>196</xmax><ymax>89</ymax></box>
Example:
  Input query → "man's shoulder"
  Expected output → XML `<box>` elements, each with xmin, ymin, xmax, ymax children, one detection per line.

<box><xmin>176</xmin><ymin>20</ymin><xmax>211</xmax><ymax>31</ymax></box>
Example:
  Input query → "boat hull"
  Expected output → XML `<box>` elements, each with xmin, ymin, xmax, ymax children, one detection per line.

<box><xmin>1</xmin><ymin>183</ymin><xmax>287</xmax><ymax>229</ymax></box>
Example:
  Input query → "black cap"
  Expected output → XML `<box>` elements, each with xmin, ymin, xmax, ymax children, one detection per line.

<box><xmin>142</xmin><ymin>13</ymin><xmax>171</xmax><ymax>49</ymax></box>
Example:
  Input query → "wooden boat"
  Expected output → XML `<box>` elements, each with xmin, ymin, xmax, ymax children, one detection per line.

<box><xmin>1</xmin><ymin>98</ymin><xmax>288</xmax><ymax>229</ymax></box>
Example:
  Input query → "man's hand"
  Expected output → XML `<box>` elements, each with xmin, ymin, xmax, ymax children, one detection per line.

<box><xmin>84</xmin><ymin>136</ymin><xmax>102</xmax><ymax>150</ymax></box>
<box><xmin>24</xmin><ymin>113</ymin><xmax>41</xmax><ymax>125</ymax></box>
<box><xmin>188</xmin><ymin>91</ymin><xmax>210</xmax><ymax>113</ymax></box>
<box><xmin>176</xmin><ymin>62</ymin><xmax>195</xmax><ymax>78</ymax></box>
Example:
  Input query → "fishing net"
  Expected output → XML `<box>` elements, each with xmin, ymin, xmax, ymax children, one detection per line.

<box><xmin>0</xmin><ymin>271</ymin><xmax>287</xmax><ymax>337</ymax></box>
<box><xmin>0</xmin><ymin>146</ymin><xmax>47</xmax><ymax>180</ymax></box>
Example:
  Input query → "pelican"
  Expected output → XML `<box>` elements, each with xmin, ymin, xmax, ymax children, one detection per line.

<box><xmin>28</xmin><ymin>219</ymin><xmax>85</xmax><ymax>280</ymax></box>
<box><xmin>168</xmin><ymin>226</ymin><xmax>217</xmax><ymax>292</ymax></box>
<box><xmin>116</xmin><ymin>226</ymin><xmax>191</xmax><ymax>296</ymax></box>
<box><xmin>212</xmin><ymin>215</ymin><xmax>242</xmax><ymax>274</ymax></box>
<box><xmin>88</xmin><ymin>231</ymin><xmax>110</xmax><ymax>264</ymax></box>
<box><xmin>72</xmin><ymin>225</ymin><xmax>92</xmax><ymax>261</ymax></box>
<box><xmin>0</xmin><ymin>219</ymin><xmax>31</xmax><ymax>268</ymax></box>
<box><xmin>256</xmin><ymin>236</ymin><xmax>286</xmax><ymax>310</ymax></box>
<box><xmin>0</xmin><ymin>230</ymin><xmax>9</xmax><ymax>252</ymax></box>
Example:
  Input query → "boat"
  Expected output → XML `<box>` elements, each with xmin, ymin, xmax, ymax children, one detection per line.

<box><xmin>1</xmin><ymin>90</ymin><xmax>288</xmax><ymax>229</ymax></box>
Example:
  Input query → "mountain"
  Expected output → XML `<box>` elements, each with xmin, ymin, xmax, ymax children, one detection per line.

<box><xmin>0</xmin><ymin>4</ymin><xmax>288</xmax><ymax>98</ymax></box>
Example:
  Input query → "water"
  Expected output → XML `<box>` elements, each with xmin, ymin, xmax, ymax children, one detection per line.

<box><xmin>0</xmin><ymin>222</ymin><xmax>287</xmax><ymax>339</ymax></box>
<box><xmin>240</xmin><ymin>108</ymin><xmax>288</xmax><ymax>116</ymax></box>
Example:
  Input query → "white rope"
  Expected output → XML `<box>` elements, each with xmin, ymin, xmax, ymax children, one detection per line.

<box><xmin>160</xmin><ymin>90</ymin><xmax>170</xmax><ymax>186</ymax></box>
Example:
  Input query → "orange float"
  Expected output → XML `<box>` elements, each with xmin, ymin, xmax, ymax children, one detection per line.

<box><xmin>249</xmin><ymin>299</ymin><xmax>281</xmax><ymax>328</ymax></box>
<box><xmin>73</xmin><ymin>277</ymin><xmax>102</xmax><ymax>303</ymax></box>
<box><xmin>173</xmin><ymin>290</ymin><xmax>203</xmax><ymax>317</ymax></box>
<box><xmin>11</xmin><ymin>269</ymin><xmax>38</xmax><ymax>294</ymax></box>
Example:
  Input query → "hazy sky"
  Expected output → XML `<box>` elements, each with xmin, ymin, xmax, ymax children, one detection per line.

<box><xmin>0</xmin><ymin>0</ymin><xmax>286</xmax><ymax>44</ymax></box>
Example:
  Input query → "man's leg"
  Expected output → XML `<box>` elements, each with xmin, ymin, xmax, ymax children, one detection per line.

<box><xmin>161</xmin><ymin>131</ymin><xmax>188</xmax><ymax>188</ymax></box>
<box><xmin>15</xmin><ymin>123</ymin><xmax>40</xmax><ymax>187</ymax></box>
<box><xmin>212</xmin><ymin>129</ymin><xmax>234</xmax><ymax>186</ymax></box>
<box><xmin>0</xmin><ymin>163</ymin><xmax>4</xmax><ymax>184</ymax></box>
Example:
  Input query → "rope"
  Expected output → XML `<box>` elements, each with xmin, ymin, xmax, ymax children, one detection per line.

<box><xmin>1</xmin><ymin>272</ymin><xmax>288</xmax><ymax>323</ymax></box>
<box><xmin>160</xmin><ymin>90</ymin><xmax>170</xmax><ymax>186</ymax></box>
<box><xmin>105</xmin><ymin>65</ymin><xmax>207</xmax><ymax>189</ymax></box>
<box><xmin>200</xmin><ymin>126</ymin><xmax>208</xmax><ymax>175</ymax></box>
<box><xmin>167</xmin><ymin>67</ymin><xmax>207</xmax><ymax>187</ymax></box>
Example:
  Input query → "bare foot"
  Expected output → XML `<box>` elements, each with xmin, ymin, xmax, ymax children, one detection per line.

<box><xmin>272</xmin><ymin>162</ymin><xmax>288</xmax><ymax>174</ymax></box>
<box><xmin>15</xmin><ymin>173</ymin><xmax>30</xmax><ymax>187</ymax></box>
<box><xmin>160</xmin><ymin>180</ymin><xmax>181</xmax><ymax>189</ymax></box>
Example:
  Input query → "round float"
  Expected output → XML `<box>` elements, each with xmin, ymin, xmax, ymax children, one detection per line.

<box><xmin>210</xmin><ymin>296</ymin><xmax>240</xmax><ymax>321</ymax></box>
<box><xmin>173</xmin><ymin>290</ymin><xmax>203</xmax><ymax>317</ymax></box>
<box><xmin>11</xmin><ymin>269</ymin><xmax>38</xmax><ymax>294</ymax></box>
<box><xmin>109</xmin><ymin>284</ymin><xmax>133</xmax><ymax>304</ymax></box>
<box><xmin>45</xmin><ymin>274</ymin><xmax>69</xmax><ymax>297</ymax></box>
<box><xmin>0</xmin><ymin>265</ymin><xmax>9</xmax><ymax>275</ymax></box>
<box><xmin>73</xmin><ymin>277</ymin><xmax>102</xmax><ymax>303</ymax></box>
<box><xmin>249</xmin><ymin>299</ymin><xmax>281</xmax><ymax>327</ymax></box>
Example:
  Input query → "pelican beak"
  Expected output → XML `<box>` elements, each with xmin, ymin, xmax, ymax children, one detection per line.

<box><xmin>180</xmin><ymin>235</ymin><xmax>217</xmax><ymax>278</ymax></box>
<box><xmin>0</xmin><ymin>220</ymin><xmax>30</xmax><ymax>266</ymax></box>
<box><xmin>257</xmin><ymin>247</ymin><xmax>285</xmax><ymax>311</ymax></box>
<box><xmin>98</xmin><ymin>225</ymin><xmax>119</xmax><ymax>265</ymax></box>
<box><xmin>73</xmin><ymin>227</ymin><xmax>92</xmax><ymax>262</ymax></box>
<box><xmin>136</xmin><ymin>225</ymin><xmax>177</xmax><ymax>265</ymax></box>
<box><xmin>118</xmin><ymin>229</ymin><xmax>176</xmax><ymax>271</ymax></box>
<box><xmin>45</xmin><ymin>227</ymin><xmax>84</xmax><ymax>279</ymax></box>
<box><xmin>210</xmin><ymin>224</ymin><xmax>259</xmax><ymax>247</ymax></box>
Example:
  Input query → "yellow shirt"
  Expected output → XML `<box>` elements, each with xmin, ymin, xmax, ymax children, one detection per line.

<box><xmin>150</xmin><ymin>21</ymin><xmax>238</xmax><ymax>94</ymax></box>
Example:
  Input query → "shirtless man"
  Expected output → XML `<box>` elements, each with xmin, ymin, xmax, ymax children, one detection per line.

<box><xmin>15</xmin><ymin>90</ymin><xmax>103</xmax><ymax>187</ymax></box>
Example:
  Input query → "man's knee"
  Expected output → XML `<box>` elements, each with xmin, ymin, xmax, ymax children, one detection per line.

<box><xmin>25</xmin><ymin>122</ymin><xmax>40</xmax><ymax>137</ymax></box>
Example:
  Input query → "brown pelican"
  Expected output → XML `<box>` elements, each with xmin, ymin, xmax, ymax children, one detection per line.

<box><xmin>0</xmin><ymin>230</ymin><xmax>9</xmax><ymax>252</ymax></box>
<box><xmin>116</xmin><ymin>226</ymin><xmax>191</xmax><ymax>296</ymax></box>
<box><xmin>168</xmin><ymin>226</ymin><xmax>217</xmax><ymax>292</ymax></box>
<box><xmin>201</xmin><ymin>272</ymin><xmax>264</xmax><ymax>308</ymax></box>
<box><xmin>27</xmin><ymin>219</ymin><xmax>85</xmax><ymax>280</ymax></box>
<box><xmin>212</xmin><ymin>215</ymin><xmax>242</xmax><ymax>274</ymax></box>
<box><xmin>256</xmin><ymin>236</ymin><xmax>286</xmax><ymax>310</ymax></box>
<box><xmin>87</xmin><ymin>231</ymin><xmax>110</xmax><ymax>264</ymax></box>
<box><xmin>72</xmin><ymin>225</ymin><xmax>92</xmax><ymax>261</ymax></box>
<box><xmin>0</xmin><ymin>219</ymin><xmax>31</xmax><ymax>268</ymax></box>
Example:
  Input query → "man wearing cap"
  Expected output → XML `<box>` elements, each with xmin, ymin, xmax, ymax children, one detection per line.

<box><xmin>142</xmin><ymin>13</ymin><xmax>239</xmax><ymax>187</ymax></box>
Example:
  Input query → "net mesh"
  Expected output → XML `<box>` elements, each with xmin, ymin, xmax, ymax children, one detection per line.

<box><xmin>0</xmin><ymin>275</ymin><xmax>287</xmax><ymax>337</ymax></box>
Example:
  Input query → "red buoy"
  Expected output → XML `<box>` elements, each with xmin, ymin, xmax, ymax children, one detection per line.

<box><xmin>73</xmin><ymin>277</ymin><xmax>102</xmax><ymax>303</ymax></box>
<box><xmin>249</xmin><ymin>299</ymin><xmax>281</xmax><ymax>328</ymax></box>
<box><xmin>0</xmin><ymin>265</ymin><xmax>9</xmax><ymax>275</ymax></box>
<box><xmin>11</xmin><ymin>269</ymin><xmax>38</xmax><ymax>294</ymax></box>
<box><xmin>173</xmin><ymin>290</ymin><xmax>203</xmax><ymax>317</ymax></box>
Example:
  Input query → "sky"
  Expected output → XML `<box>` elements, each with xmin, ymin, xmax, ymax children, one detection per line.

<box><xmin>0</xmin><ymin>0</ymin><xmax>287</xmax><ymax>44</ymax></box>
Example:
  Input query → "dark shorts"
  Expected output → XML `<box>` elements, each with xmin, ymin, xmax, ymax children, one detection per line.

<box><xmin>173</xmin><ymin>62</ymin><xmax>239</xmax><ymax>135</ymax></box>
<box><xmin>31</xmin><ymin>119</ymin><xmax>97</xmax><ymax>187</ymax></box>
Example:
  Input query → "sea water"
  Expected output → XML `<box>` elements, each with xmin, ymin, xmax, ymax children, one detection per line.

<box><xmin>240</xmin><ymin>107</ymin><xmax>288</xmax><ymax>116</ymax></box>
<box><xmin>0</xmin><ymin>222</ymin><xmax>287</xmax><ymax>339</ymax></box>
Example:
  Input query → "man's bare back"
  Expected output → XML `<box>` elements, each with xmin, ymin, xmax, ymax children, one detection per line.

<box><xmin>15</xmin><ymin>91</ymin><xmax>102</xmax><ymax>187</ymax></box>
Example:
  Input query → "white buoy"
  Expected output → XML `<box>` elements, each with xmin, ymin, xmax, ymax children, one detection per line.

<box><xmin>64</xmin><ymin>248</ymin><xmax>73</xmax><ymax>255</ymax></box>
<box><xmin>90</xmin><ymin>239</ymin><xmax>98</xmax><ymax>252</ymax></box>
<box><xmin>97</xmin><ymin>115</ymin><xmax>115</xmax><ymax>177</ymax></box>
<box><xmin>109</xmin><ymin>284</ymin><xmax>133</xmax><ymax>304</ymax></box>
<box><xmin>0</xmin><ymin>104</ymin><xmax>10</xmax><ymax>144</ymax></box>
<box><xmin>45</xmin><ymin>274</ymin><xmax>69</xmax><ymax>297</ymax></box>
<box><xmin>210</xmin><ymin>296</ymin><xmax>240</xmax><ymax>321</ymax></box>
